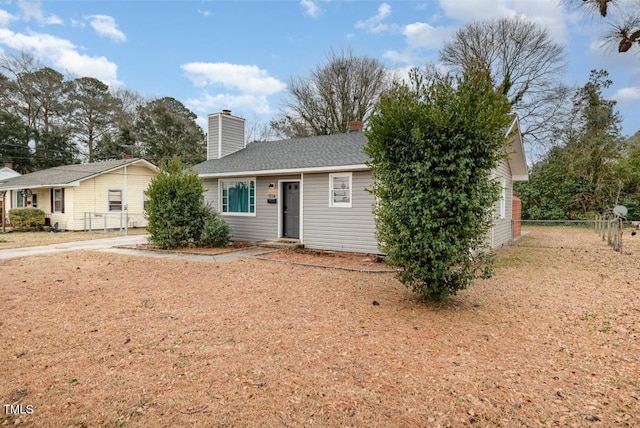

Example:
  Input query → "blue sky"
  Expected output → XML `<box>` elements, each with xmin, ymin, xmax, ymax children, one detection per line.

<box><xmin>0</xmin><ymin>0</ymin><xmax>638</xmax><ymax>148</ymax></box>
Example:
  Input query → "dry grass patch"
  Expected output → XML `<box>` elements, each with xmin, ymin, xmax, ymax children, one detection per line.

<box><xmin>1</xmin><ymin>226</ymin><xmax>639</xmax><ymax>427</ymax></box>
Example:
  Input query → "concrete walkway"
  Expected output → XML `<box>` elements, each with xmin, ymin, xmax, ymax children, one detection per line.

<box><xmin>0</xmin><ymin>234</ymin><xmax>273</xmax><ymax>262</ymax></box>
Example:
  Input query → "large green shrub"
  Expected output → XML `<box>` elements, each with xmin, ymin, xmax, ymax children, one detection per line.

<box><xmin>365</xmin><ymin>65</ymin><xmax>511</xmax><ymax>301</ymax></box>
<box><xmin>145</xmin><ymin>156</ymin><xmax>227</xmax><ymax>249</ymax></box>
<box><xmin>9</xmin><ymin>207</ymin><xmax>45</xmax><ymax>230</ymax></box>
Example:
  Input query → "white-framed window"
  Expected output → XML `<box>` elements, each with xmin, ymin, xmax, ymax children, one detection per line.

<box><xmin>108</xmin><ymin>189</ymin><xmax>123</xmax><ymax>211</ymax></box>
<box><xmin>52</xmin><ymin>188</ymin><xmax>63</xmax><ymax>213</ymax></box>
<box><xmin>31</xmin><ymin>193</ymin><xmax>38</xmax><ymax>208</ymax></box>
<box><xmin>13</xmin><ymin>190</ymin><xmax>25</xmax><ymax>208</ymax></box>
<box><xmin>220</xmin><ymin>178</ymin><xmax>256</xmax><ymax>216</ymax></box>
<box><xmin>499</xmin><ymin>178</ymin><xmax>506</xmax><ymax>219</ymax></box>
<box><xmin>143</xmin><ymin>190</ymin><xmax>149</xmax><ymax>212</ymax></box>
<box><xmin>329</xmin><ymin>172</ymin><xmax>352</xmax><ymax>208</ymax></box>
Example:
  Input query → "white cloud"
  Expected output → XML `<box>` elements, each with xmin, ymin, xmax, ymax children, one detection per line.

<box><xmin>0</xmin><ymin>9</ymin><xmax>16</xmax><ymax>27</ymax></box>
<box><xmin>70</xmin><ymin>18</ymin><xmax>84</xmax><ymax>28</ymax></box>
<box><xmin>57</xmin><ymin>49</ymin><xmax>120</xmax><ymax>86</ymax></box>
<box><xmin>403</xmin><ymin>22</ymin><xmax>455</xmax><ymax>50</ymax></box>
<box><xmin>86</xmin><ymin>15</ymin><xmax>126</xmax><ymax>43</ymax></box>
<box><xmin>612</xmin><ymin>86</ymin><xmax>640</xmax><ymax>103</ymax></box>
<box><xmin>300</xmin><ymin>0</ymin><xmax>321</xmax><ymax>18</ymax></box>
<box><xmin>186</xmin><ymin>92</ymin><xmax>274</xmax><ymax>116</ymax></box>
<box><xmin>439</xmin><ymin>0</ymin><xmax>568</xmax><ymax>44</ymax></box>
<box><xmin>181</xmin><ymin>62</ymin><xmax>287</xmax><ymax>96</ymax></box>
<box><xmin>355</xmin><ymin>2</ymin><xmax>392</xmax><ymax>34</ymax></box>
<box><xmin>182</xmin><ymin>62</ymin><xmax>287</xmax><ymax>118</ymax></box>
<box><xmin>197</xmin><ymin>9</ymin><xmax>212</xmax><ymax>18</ymax></box>
<box><xmin>439</xmin><ymin>0</ymin><xmax>515</xmax><ymax>21</ymax></box>
<box><xmin>382</xmin><ymin>21</ymin><xmax>455</xmax><ymax>66</ymax></box>
<box><xmin>0</xmin><ymin>28</ymin><xmax>121</xmax><ymax>87</ymax></box>
<box><xmin>17</xmin><ymin>1</ymin><xmax>62</xmax><ymax>25</ymax></box>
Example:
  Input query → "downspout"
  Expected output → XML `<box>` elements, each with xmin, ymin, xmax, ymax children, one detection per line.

<box><xmin>299</xmin><ymin>173</ymin><xmax>304</xmax><ymax>244</ymax></box>
<box><xmin>1</xmin><ymin>191</ymin><xmax>5</xmax><ymax>233</ymax></box>
<box><xmin>124</xmin><ymin>165</ymin><xmax>128</xmax><ymax>235</ymax></box>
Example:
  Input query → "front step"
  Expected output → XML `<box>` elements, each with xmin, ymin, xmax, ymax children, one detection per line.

<box><xmin>255</xmin><ymin>239</ymin><xmax>303</xmax><ymax>250</ymax></box>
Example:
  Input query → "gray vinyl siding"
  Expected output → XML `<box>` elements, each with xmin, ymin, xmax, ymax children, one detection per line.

<box><xmin>491</xmin><ymin>158</ymin><xmax>513</xmax><ymax>248</ymax></box>
<box><xmin>202</xmin><ymin>175</ymin><xmax>299</xmax><ymax>242</ymax></box>
<box><xmin>303</xmin><ymin>171</ymin><xmax>379</xmax><ymax>254</ymax></box>
<box><xmin>207</xmin><ymin>114</ymin><xmax>245</xmax><ymax>160</ymax></box>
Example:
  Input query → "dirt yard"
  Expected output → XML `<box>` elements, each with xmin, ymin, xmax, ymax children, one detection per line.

<box><xmin>1</xmin><ymin>227</ymin><xmax>639</xmax><ymax>427</ymax></box>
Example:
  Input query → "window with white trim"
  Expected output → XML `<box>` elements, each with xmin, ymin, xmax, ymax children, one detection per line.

<box><xmin>221</xmin><ymin>179</ymin><xmax>256</xmax><ymax>215</ymax></box>
<box><xmin>329</xmin><ymin>173</ymin><xmax>352</xmax><ymax>208</ymax></box>
<box><xmin>14</xmin><ymin>190</ymin><xmax>25</xmax><ymax>208</ymax></box>
<box><xmin>108</xmin><ymin>189</ymin><xmax>123</xmax><ymax>211</ymax></box>
<box><xmin>53</xmin><ymin>188</ymin><xmax>63</xmax><ymax>213</ymax></box>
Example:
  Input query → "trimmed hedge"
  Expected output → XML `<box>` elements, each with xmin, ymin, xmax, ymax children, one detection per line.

<box><xmin>9</xmin><ymin>207</ymin><xmax>46</xmax><ymax>230</ymax></box>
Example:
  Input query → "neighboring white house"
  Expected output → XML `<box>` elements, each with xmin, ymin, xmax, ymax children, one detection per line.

<box><xmin>0</xmin><ymin>163</ymin><xmax>20</xmax><ymax>180</ymax></box>
<box><xmin>0</xmin><ymin>158</ymin><xmax>158</xmax><ymax>231</ymax></box>
<box><xmin>193</xmin><ymin>111</ymin><xmax>528</xmax><ymax>254</ymax></box>
<box><xmin>0</xmin><ymin>163</ymin><xmax>21</xmax><ymax>226</ymax></box>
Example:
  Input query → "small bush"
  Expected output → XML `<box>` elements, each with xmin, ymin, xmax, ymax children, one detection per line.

<box><xmin>198</xmin><ymin>208</ymin><xmax>230</xmax><ymax>247</ymax></box>
<box><xmin>9</xmin><ymin>207</ymin><xmax>45</xmax><ymax>230</ymax></box>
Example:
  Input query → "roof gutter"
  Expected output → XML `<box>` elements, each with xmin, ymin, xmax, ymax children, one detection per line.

<box><xmin>198</xmin><ymin>164</ymin><xmax>370</xmax><ymax>178</ymax></box>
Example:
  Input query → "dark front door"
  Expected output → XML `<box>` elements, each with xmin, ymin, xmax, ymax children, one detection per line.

<box><xmin>282</xmin><ymin>182</ymin><xmax>300</xmax><ymax>239</ymax></box>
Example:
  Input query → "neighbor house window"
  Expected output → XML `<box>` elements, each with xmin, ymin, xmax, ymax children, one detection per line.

<box><xmin>221</xmin><ymin>179</ymin><xmax>255</xmax><ymax>215</ymax></box>
<box><xmin>329</xmin><ymin>173</ymin><xmax>352</xmax><ymax>208</ymax></box>
<box><xmin>14</xmin><ymin>190</ymin><xmax>25</xmax><ymax>208</ymax></box>
<box><xmin>31</xmin><ymin>193</ymin><xmax>38</xmax><ymax>208</ymax></box>
<box><xmin>109</xmin><ymin>189</ymin><xmax>123</xmax><ymax>211</ymax></box>
<box><xmin>143</xmin><ymin>190</ymin><xmax>149</xmax><ymax>212</ymax></box>
<box><xmin>52</xmin><ymin>188</ymin><xmax>64</xmax><ymax>213</ymax></box>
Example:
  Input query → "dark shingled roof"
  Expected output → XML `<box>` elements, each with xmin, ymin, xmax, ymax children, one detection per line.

<box><xmin>0</xmin><ymin>158</ymin><xmax>156</xmax><ymax>190</ymax></box>
<box><xmin>193</xmin><ymin>131</ymin><xmax>370</xmax><ymax>176</ymax></box>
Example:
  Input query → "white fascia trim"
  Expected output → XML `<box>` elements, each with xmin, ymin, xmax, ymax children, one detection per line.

<box><xmin>199</xmin><ymin>164</ymin><xmax>369</xmax><ymax>179</ymax></box>
<box><xmin>0</xmin><ymin>182</ymin><xmax>80</xmax><ymax>191</ymax></box>
<box><xmin>76</xmin><ymin>160</ymin><xmax>158</xmax><ymax>183</ymax></box>
<box><xmin>129</xmin><ymin>158</ymin><xmax>160</xmax><ymax>172</ymax></box>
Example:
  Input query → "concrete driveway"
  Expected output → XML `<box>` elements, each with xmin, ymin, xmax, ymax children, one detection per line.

<box><xmin>0</xmin><ymin>234</ymin><xmax>150</xmax><ymax>260</ymax></box>
<box><xmin>0</xmin><ymin>234</ymin><xmax>272</xmax><ymax>262</ymax></box>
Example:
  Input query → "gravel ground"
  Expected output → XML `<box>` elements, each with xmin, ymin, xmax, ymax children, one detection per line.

<box><xmin>1</xmin><ymin>226</ymin><xmax>639</xmax><ymax>427</ymax></box>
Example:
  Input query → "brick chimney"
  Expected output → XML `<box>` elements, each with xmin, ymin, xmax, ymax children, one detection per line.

<box><xmin>4</xmin><ymin>162</ymin><xmax>13</xmax><ymax>169</ymax></box>
<box><xmin>120</xmin><ymin>153</ymin><xmax>132</xmax><ymax>160</ymax></box>
<box><xmin>348</xmin><ymin>121</ymin><xmax>363</xmax><ymax>133</ymax></box>
<box><xmin>207</xmin><ymin>110</ymin><xmax>246</xmax><ymax>160</ymax></box>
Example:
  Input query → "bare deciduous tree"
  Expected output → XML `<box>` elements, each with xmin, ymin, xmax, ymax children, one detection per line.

<box><xmin>271</xmin><ymin>49</ymin><xmax>389</xmax><ymax>138</ymax></box>
<box><xmin>440</xmin><ymin>16</ymin><xmax>569</xmax><ymax>155</ymax></box>
<box><xmin>563</xmin><ymin>0</ymin><xmax>640</xmax><ymax>53</ymax></box>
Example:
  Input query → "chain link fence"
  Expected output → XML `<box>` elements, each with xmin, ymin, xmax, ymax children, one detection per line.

<box><xmin>513</xmin><ymin>218</ymin><xmax>640</xmax><ymax>253</ymax></box>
